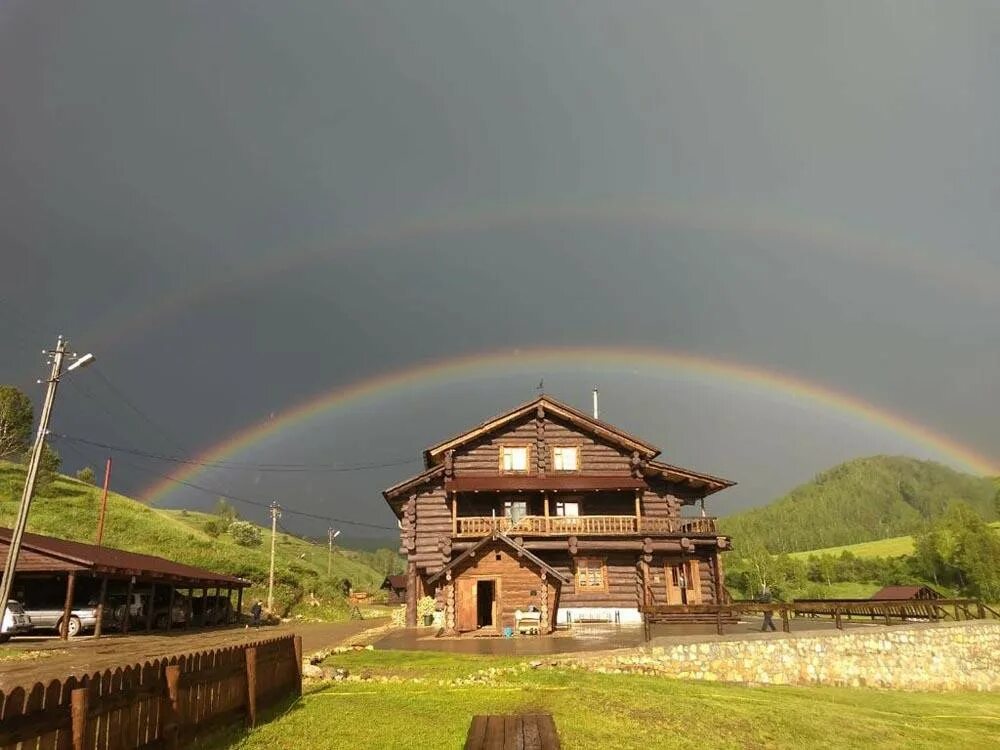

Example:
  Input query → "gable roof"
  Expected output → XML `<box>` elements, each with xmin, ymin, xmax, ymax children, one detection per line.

<box><xmin>383</xmin><ymin>463</ymin><xmax>446</xmax><ymax>505</ymax></box>
<box><xmin>423</xmin><ymin>394</ymin><xmax>659</xmax><ymax>467</ymax></box>
<box><xmin>870</xmin><ymin>585</ymin><xmax>942</xmax><ymax>600</ymax></box>
<box><xmin>427</xmin><ymin>532</ymin><xmax>571</xmax><ymax>585</ymax></box>
<box><xmin>381</xmin><ymin>575</ymin><xmax>407</xmax><ymax>590</ymax></box>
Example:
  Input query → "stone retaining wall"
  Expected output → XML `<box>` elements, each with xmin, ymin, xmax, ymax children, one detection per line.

<box><xmin>558</xmin><ymin>620</ymin><xmax>1000</xmax><ymax>690</ymax></box>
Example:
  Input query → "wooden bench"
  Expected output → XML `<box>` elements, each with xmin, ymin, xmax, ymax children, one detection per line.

<box><xmin>464</xmin><ymin>713</ymin><xmax>560</xmax><ymax>749</ymax></box>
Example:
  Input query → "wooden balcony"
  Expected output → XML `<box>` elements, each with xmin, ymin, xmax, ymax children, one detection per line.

<box><xmin>454</xmin><ymin>515</ymin><xmax>718</xmax><ymax>538</ymax></box>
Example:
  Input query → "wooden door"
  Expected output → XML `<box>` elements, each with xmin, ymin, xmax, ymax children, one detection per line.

<box><xmin>665</xmin><ymin>561</ymin><xmax>700</xmax><ymax>605</ymax></box>
<box><xmin>456</xmin><ymin>577</ymin><xmax>478</xmax><ymax>632</ymax></box>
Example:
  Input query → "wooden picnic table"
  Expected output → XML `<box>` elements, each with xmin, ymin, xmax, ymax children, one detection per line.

<box><xmin>464</xmin><ymin>713</ymin><xmax>560</xmax><ymax>750</ymax></box>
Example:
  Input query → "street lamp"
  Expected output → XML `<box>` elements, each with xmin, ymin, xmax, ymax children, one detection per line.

<box><xmin>0</xmin><ymin>337</ymin><xmax>95</xmax><ymax>633</ymax></box>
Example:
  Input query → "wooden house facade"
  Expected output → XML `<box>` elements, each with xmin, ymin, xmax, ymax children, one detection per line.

<box><xmin>382</xmin><ymin>395</ymin><xmax>735</xmax><ymax>633</ymax></box>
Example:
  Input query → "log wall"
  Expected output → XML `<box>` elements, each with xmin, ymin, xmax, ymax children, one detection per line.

<box><xmin>451</xmin><ymin>543</ymin><xmax>557</xmax><ymax>631</ymax></box>
<box><xmin>411</xmin><ymin>487</ymin><xmax>450</xmax><ymax>575</ymax></box>
<box><xmin>451</xmin><ymin>414</ymin><xmax>634</xmax><ymax>476</ymax></box>
<box><xmin>541</xmin><ymin>551</ymin><xmax>639</xmax><ymax>609</ymax></box>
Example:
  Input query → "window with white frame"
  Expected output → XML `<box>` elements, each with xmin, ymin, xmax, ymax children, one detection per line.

<box><xmin>554</xmin><ymin>500</ymin><xmax>579</xmax><ymax>517</ymax></box>
<box><xmin>552</xmin><ymin>446</ymin><xmax>578</xmax><ymax>471</ymax></box>
<box><xmin>501</xmin><ymin>446</ymin><xmax>529</xmax><ymax>472</ymax></box>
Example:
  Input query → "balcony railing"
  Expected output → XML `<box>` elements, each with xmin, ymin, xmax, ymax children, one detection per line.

<box><xmin>454</xmin><ymin>515</ymin><xmax>718</xmax><ymax>537</ymax></box>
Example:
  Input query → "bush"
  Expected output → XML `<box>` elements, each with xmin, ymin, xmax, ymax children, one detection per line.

<box><xmin>75</xmin><ymin>466</ymin><xmax>96</xmax><ymax>484</ymax></box>
<box><xmin>203</xmin><ymin>519</ymin><xmax>222</xmax><ymax>537</ymax></box>
<box><xmin>229</xmin><ymin>520</ymin><xmax>263</xmax><ymax>547</ymax></box>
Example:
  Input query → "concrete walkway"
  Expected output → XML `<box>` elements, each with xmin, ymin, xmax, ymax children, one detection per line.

<box><xmin>0</xmin><ymin>619</ymin><xmax>386</xmax><ymax>690</ymax></box>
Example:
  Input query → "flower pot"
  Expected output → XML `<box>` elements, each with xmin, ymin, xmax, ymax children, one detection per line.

<box><xmin>422</xmin><ymin>614</ymin><xmax>434</xmax><ymax>626</ymax></box>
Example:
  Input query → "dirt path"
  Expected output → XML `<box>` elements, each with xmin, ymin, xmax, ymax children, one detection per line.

<box><xmin>0</xmin><ymin>619</ymin><xmax>387</xmax><ymax>690</ymax></box>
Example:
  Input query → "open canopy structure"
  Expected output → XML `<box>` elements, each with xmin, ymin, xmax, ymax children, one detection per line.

<box><xmin>0</xmin><ymin>527</ymin><xmax>250</xmax><ymax>639</ymax></box>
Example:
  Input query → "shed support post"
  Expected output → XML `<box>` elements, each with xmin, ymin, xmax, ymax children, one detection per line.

<box><xmin>293</xmin><ymin>635</ymin><xmax>303</xmax><ymax>696</ymax></box>
<box><xmin>167</xmin><ymin>585</ymin><xmax>175</xmax><ymax>631</ymax></box>
<box><xmin>405</xmin><ymin>560</ymin><xmax>418</xmax><ymax>628</ymax></box>
<box><xmin>123</xmin><ymin>576</ymin><xmax>134</xmax><ymax>634</ymax></box>
<box><xmin>60</xmin><ymin>572</ymin><xmax>76</xmax><ymax>640</ymax></box>
<box><xmin>237</xmin><ymin>587</ymin><xmax>244</xmax><ymax>621</ymax></box>
<box><xmin>711</xmin><ymin>552</ymin><xmax>723</xmax><ymax>605</ymax></box>
<box><xmin>146</xmin><ymin>583</ymin><xmax>157</xmax><ymax>631</ymax></box>
<box><xmin>93</xmin><ymin>575</ymin><xmax>109</xmax><ymax>638</ymax></box>
<box><xmin>185</xmin><ymin>588</ymin><xmax>192</xmax><ymax>629</ymax></box>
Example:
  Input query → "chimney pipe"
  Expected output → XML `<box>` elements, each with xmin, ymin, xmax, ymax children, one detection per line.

<box><xmin>592</xmin><ymin>388</ymin><xmax>599</xmax><ymax>420</ymax></box>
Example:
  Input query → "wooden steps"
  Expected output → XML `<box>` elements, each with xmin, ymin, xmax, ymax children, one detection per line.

<box><xmin>465</xmin><ymin>713</ymin><xmax>560</xmax><ymax>750</ymax></box>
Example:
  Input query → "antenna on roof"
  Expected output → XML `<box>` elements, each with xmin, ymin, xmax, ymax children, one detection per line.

<box><xmin>537</xmin><ymin>378</ymin><xmax>544</xmax><ymax>392</ymax></box>
<box><xmin>592</xmin><ymin>387</ymin><xmax>599</xmax><ymax>419</ymax></box>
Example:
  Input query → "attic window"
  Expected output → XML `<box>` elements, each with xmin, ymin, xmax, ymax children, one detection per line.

<box><xmin>552</xmin><ymin>446</ymin><xmax>578</xmax><ymax>471</ymax></box>
<box><xmin>501</xmin><ymin>446</ymin><xmax>529</xmax><ymax>472</ymax></box>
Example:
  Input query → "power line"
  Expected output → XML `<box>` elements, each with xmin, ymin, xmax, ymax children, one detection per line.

<box><xmin>90</xmin><ymin>366</ymin><xmax>190</xmax><ymax>454</ymax></box>
<box><xmin>108</xmin><ymin>453</ymin><xmax>398</xmax><ymax>531</ymax></box>
<box><xmin>52</xmin><ymin>433</ymin><xmax>419</xmax><ymax>473</ymax></box>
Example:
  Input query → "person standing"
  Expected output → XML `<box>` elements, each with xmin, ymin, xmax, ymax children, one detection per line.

<box><xmin>759</xmin><ymin>585</ymin><xmax>777</xmax><ymax>632</ymax></box>
<box><xmin>250</xmin><ymin>600</ymin><xmax>263</xmax><ymax>628</ymax></box>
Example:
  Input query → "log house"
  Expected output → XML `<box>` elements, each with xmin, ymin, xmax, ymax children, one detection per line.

<box><xmin>382</xmin><ymin>395</ymin><xmax>735</xmax><ymax>633</ymax></box>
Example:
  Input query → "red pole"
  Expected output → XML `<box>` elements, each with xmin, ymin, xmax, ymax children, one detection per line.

<box><xmin>96</xmin><ymin>456</ymin><xmax>112</xmax><ymax>546</ymax></box>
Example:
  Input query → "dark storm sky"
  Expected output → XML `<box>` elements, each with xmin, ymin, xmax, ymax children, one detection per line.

<box><xmin>2</xmin><ymin>2</ymin><xmax>998</xmax><ymax>538</ymax></box>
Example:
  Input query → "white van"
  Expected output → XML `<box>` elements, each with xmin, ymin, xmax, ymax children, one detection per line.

<box><xmin>0</xmin><ymin>600</ymin><xmax>32</xmax><ymax>642</ymax></box>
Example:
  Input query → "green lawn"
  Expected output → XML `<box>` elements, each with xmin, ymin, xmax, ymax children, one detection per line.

<box><xmin>207</xmin><ymin>651</ymin><xmax>1000</xmax><ymax>750</ymax></box>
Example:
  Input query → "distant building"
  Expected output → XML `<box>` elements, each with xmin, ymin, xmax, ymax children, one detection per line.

<box><xmin>380</xmin><ymin>574</ymin><xmax>407</xmax><ymax>605</ymax></box>
<box><xmin>870</xmin><ymin>585</ymin><xmax>942</xmax><ymax>601</ymax></box>
<box><xmin>382</xmin><ymin>394</ymin><xmax>735</xmax><ymax>633</ymax></box>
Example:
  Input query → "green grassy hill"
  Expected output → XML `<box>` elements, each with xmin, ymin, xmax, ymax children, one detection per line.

<box><xmin>789</xmin><ymin>521</ymin><xmax>1000</xmax><ymax>561</ymax></box>
<box><xmin>721</xmin><ymin>456</ymin><xmax>998</xmax><ymax>553</ymax></box>
<box><xmin>0</xmin><ymin>461</ymin><xmax>388</xmax><ymax>617</ymax></box>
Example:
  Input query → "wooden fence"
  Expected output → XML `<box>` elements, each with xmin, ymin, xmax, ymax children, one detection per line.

<box><xmin>0</xmin><ymin>635</ymin><xmax>302</xmax><ymax>750</ymax></box>
<box><xmin>642</xmin><ymin>598</ymin><xmax>1000</xmax><ymax>640</ymax></box>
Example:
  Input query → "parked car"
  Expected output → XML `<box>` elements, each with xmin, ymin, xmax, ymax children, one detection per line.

<box><xmin>110</xmin><ymin>590</ymin><xmax>189</xmax><ymax>630</ymax></box>
<box><xmin>22</xmin><ymin>597</ymin><xmax>117</xmax><ymax>638</ymax></box>
<box><xmin>191</xmin><ymin>595</ymin><xmax>233</xmax><ymax>626</ymax></box>
<box><xmin>0</xmin><ymin>600</ymin><xmax>32</xmax><ymax>642</ymax></box>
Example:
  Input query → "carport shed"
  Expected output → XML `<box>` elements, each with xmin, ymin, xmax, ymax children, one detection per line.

<box><xmin>0</xmin><ymin>527</ymin><xmax>250</xmax><ymax>639</ymax></box>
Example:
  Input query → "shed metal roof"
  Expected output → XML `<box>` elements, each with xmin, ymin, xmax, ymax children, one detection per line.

<box><xmin>0</xmin><ymin>528</ymin><xmax>250</xmax><ymax>587</ymax></box>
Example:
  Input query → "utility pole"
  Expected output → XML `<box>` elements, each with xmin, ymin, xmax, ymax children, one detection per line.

<box><xmin>0</xmin><ymin>338</ymin><xmax>94</xmax><ymax>624</ymax></box>
<box><xmin>266</xmin><ymin>501</ymin><xmax>281</xmax><ymax>613</ymax></box>
<box><xmin>327</xmin><ymin>527</ymin><xmax>340</xmax><ymax>577</ymax></box>
<box><xmin>95</xmin><ymin>456</ymin><xmax>112</xmax><ymax>546</ymax></box>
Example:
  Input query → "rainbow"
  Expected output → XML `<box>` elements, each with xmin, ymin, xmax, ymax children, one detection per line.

<box><xmin>142</xmin><ymin>346</ymin><xmax>997</xmax><ymax>505</ymax></box>
<box><xmin>86</xmin><ymin>196</ymin><xmax>998</xmax><ymax>352</ymax></box>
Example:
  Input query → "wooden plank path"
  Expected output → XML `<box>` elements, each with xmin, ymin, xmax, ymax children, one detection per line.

<box><xmin>464</xmin><ymin>713</ymin><xmax>560</xmax><ymax>750</ymax></box>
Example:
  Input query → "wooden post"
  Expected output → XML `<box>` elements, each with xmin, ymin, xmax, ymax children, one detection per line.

<box><xmin>543</xmin><ymin>493</ymin><xmax>550</xmax><ymax>533</ymax></box>
<box><xmin>780</xmin><ymin>605</ymin><xmax>790</xmax><ymax>633</ymax></box>
<box><xmin>70</xmin><ymin>687</ymin><xmax>88</xmax><ymax>750</ymax></box>
<box><xmin>237</xmin><ymin>586</ymin><xmax>244</xmax><ymax>621</ymax></box>
<box><xmin>123</xmin><ymin>576</ymin><xmax>134</xmax><ymax>634</ymax></box>
<box><xmin>244</xmin><ymin>646</ymin><xmax>258</xmax><ymax>727</ymax></box>
<box><xmin>451</xmin><ymin>493</ymin><xmax>457</xmax><ymax>536</ymax></box>
<box><xmin>93</xmin><ymin>575</ymin><xmax>109</xmax><ymax>638</ymax></box>
<box><xmin>716</xmin><ymin>605</ymin><xmax>724</xmax><ymax>635</ymax></box>
<box><xmin>977</xmin><ymin>601</ymin><xmax>985</xmax><ymax>620</ymax></box>
<box><xmin>834</xmin><ymin>607</ymin><xmax>843</xmax><ymax>630</ymax></box>
<box><xmin>146</xmin><ymin>583</ymin><xmax>157</xmax><ymax>631</ymax></box>
<box><xmin>634</xmin><ymin>490</ymin><xmax>642</xmax><ymax>533</ymax></box>
<box><xmin>166</xmin><ymin>585</ymin><xmax>175</xmax><ymax>631</ymax></box>
<box><xmin>184</xmin><ymin>589</ymin><xmax>192</xmax><ymax>629</ymax></box>
<box><xmin>60</xmin><ymin>572</ymin><xmax>76</xmax><ymax>640</ymax></box>
<box><xmin>405</xmin><ymin>560</ymin><xmax>418</xmax><ymax>628</ymax></box>
<box><xmin>164</xmin><ymin>663</ymin><xmax>181</xmax><ymax>749</ymax></box>
<box><xmin>293</xmin><ymin>635</ymin><xmax>303</xmax><ymax>696</ymax></box>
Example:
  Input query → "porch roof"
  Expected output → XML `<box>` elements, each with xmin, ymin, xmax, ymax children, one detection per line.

<box><xmin>427</xmin><ymin>532</ymin><xmax>571</xmax><ymax>585</ymax></box>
